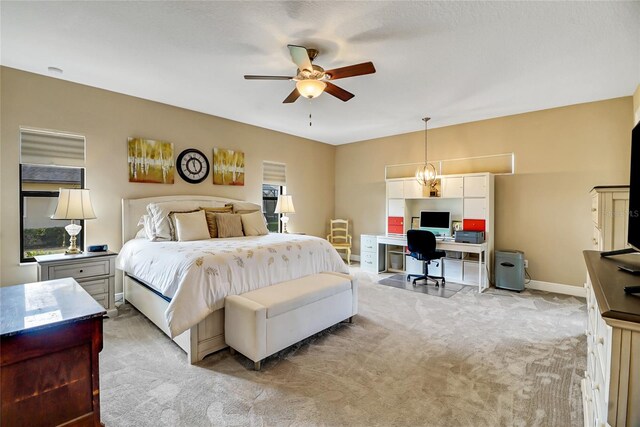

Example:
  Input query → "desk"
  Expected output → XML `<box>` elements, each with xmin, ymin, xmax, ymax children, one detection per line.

<box><xmin>373</xmin><ymin>235</ymin><xmax>488</xmax><ymax>293</ymax></box>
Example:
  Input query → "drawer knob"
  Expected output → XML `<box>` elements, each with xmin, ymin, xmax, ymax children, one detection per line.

<box><xmin>597</xmin><ymin>337</ymin><xmax>604</xmax><ymax>345</ymax></box>
<box><xmin>592</xmin><ymin>208</ymin><xmax>597</xmax><ymax>212</ymax></box>
<box><xmin>79</xmin><ymin>269</ymin><xmax>84</xmax><ymax>273</ymax></box>
<box><xmin>585</xmin><ymin>330</ymin><xmax>591</xmax><ymax>336</ymax></box>
<box><xmin>592</xmin><ymin>384</ymin><xmax>600</xmax><ymax>391</ymax></box>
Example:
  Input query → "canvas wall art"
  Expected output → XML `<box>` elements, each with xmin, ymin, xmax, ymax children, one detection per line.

<box><xmin>128</xmin><ymin>137</ymin><xmax>175</xmax><ymax>184</ymax></box>
<box><xmin>213</xmin><ymin>148</ymin><xmax>245</xmax><ymax>186</ymax></box>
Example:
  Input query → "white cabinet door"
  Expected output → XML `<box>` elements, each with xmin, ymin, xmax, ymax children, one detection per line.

<box><xmin>403</xmin><ymin>179</ymin><xmax>425</xmax><ymax>199</ymax></box>
<box><xmin>464</xmin><ymin>175</ymin><xmax>487</xmax><ymax>197</ymax></box>
<box><xmin>387</xmin><ymin>180</ymin><xmax>404</xmax><ymax>198</ymax></box>
<box><xmin>388</xmin><ymin>199</ymin><xmax>404</xmax><ymax>217</ymax></box>
<box><xmin>441</xmin><ymin>177</ymin><xmax>464</xmax><ymax>198</ymax></box>
<box><xmin>443</xmin><ymin>259</ymin><xmax>463</xmax><ymax>281</ymax></box>
<box><xmin>463</xmin><ymin>198</ymin><xmax>486</xmax><ymax>219</ymax></box>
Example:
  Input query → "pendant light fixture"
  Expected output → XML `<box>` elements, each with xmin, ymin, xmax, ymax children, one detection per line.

<box><xmin>415</xmin><ymin>117</ymin><xmax>437</xmax><ymax>188</ymax></box>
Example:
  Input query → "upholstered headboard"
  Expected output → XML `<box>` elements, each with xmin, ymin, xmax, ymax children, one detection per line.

<box><xmin>121</xmin><ymin>195</ymin><xmax>242</xmax><ymax>243</ymax></box>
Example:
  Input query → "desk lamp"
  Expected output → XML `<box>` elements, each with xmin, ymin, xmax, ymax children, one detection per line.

<box><xmin>51</xmin><ymin>188</ymin><xmax>97</xmax><ymax>254</ymax></box>
<box><xmin>275</xmin><ymin>195</ymin><xmax>295</xmax><ymax>233</ymax></box>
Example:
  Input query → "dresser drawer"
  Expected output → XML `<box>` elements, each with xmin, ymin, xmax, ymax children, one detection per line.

<box><xmin>78</xmin><ymin>277</ymin><xmax>110</xmax><ymax>296</ymax></box>
<box><xmin>591</xmin><ymin>193</ymin><xmax>599</xmax><ymax>226</ymax></box>
<box><xmin>361</xmin><ymin>235</ymin><xmax>377</xmax><ymax>252</ymax></box>
<box><xmin>47</xmin><ymin>259</ymin><xmax>111</xmax><ymax>280</ymax></box>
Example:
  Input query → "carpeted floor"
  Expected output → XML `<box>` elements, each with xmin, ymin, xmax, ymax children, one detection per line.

<box><xmin>100</xmin><ymin>272</ymin><xmax>586</xmax><ymax>426</ymax></box>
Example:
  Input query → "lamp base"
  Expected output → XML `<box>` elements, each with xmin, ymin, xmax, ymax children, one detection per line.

<box><xmin>280</xmin><ymin>215</ymin><xmax>290</xmax><ymax>234</ymax></box>
<box><xmin>64</xmin><ymin>221</ymin><xmax>83</xmax><ymax>255</ymax></box>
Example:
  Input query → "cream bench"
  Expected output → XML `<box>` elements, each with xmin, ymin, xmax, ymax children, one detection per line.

<box><xmin>225</xmin><ymin>272</ymin><xmax>358</xmax><ymax>370</ymax></box>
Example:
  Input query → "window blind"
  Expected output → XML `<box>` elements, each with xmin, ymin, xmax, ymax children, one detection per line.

<box><xmin>263</xmin><ymin>161</ymin><xmax>286</xmax><ymax>186</ymax></box>
<box><xmin>20</xmin><ymin>129</ymin><xmax>86</xmax><ymax>167</ymax></box>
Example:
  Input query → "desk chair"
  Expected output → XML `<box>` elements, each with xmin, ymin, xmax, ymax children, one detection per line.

<box><xmin>406</xmin><ymin>229</ymin><xmax>446</xmax><ymax>287</ymax></box>
<box><xmin>327</xmin><ymin>219</ymin><xmax>352</xmax><ymax>265</ymax></box>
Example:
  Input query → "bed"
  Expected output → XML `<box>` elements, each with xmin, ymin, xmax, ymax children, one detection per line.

<box><xmin>118</xmin><ymin>195</ymin><xmax>349</xmax><ymax>363</ymax></box>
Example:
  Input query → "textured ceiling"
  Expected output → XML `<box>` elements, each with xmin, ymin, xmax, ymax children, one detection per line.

<box><xmin>1</xmin><ymin>1</ymin><xmax>639</xmax><ymax>145</ymax></box>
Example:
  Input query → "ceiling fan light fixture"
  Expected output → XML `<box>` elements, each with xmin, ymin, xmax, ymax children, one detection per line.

<box><xmin>296</xmin><ymin>79</ymin><xmax>326</xmax><ymax>99</ymax></box>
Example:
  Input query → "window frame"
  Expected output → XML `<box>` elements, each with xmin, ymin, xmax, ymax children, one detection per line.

<box><xmin>19</xmin><ymin>166</ymin><xmax>86</xmax><ymax>263</ymax></box>
<box><xmin>262</xmin><ymin>183</ymin><xmax>283</xmax><ymax>233</ymax></box>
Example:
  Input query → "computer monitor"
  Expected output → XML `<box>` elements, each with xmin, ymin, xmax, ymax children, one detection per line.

<box><xmin>419</xmin><ymin>211</ymin><xmax>451</xmax><ymax>237</ymax></box>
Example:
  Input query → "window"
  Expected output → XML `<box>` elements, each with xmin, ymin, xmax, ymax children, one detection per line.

<box><xmin>262</xmin><ymin>184</ymin><xmax>282</xmax><ymax>232</ymax></box>
<box><xmin>262</xmin><ymin>161</ymin><xmax>287</xmax><ymax>233</ymax></box>
<box><xmin>19</xmin><ymin>128</ymin><xmax>86</xmax><ymax>262</ymax></box>
<box><xmin>20</xmin><ymin>165</ymin><xmax>85</xmax><ymax>262</ymax></box>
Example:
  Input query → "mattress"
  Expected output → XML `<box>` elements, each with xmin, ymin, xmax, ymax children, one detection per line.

<box><xmin>116</xmin><ymin>233</ymin><xmax>349</xmax><ymax>337</ymax></box>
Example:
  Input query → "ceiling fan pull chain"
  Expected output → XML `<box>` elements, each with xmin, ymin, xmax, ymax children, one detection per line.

<box><xmin>309</xmin><ymin>98</ymin><xmax>313</xmax><ymax>126</ymax></box>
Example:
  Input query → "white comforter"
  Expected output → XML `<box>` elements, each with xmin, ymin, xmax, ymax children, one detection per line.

<box><xmin>116</xmin><ymin>234</ymin><xmax>349</xmax><ymax>337</ymax></box>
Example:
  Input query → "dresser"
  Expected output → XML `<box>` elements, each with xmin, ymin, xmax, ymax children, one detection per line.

<box><xmin>0</xmin><ymin>278</ymin><xmax>106</xmax><ymax>426</ymax></box>
<box><xmin>36</xmin><ymin>251</ymin><xmax>118</xmax><ymax>317</ymax></box>
<box><xmin>590</xmin><ymin>186</ymin><xmax>630</xmax><ymax>252</ymax></box>
<box><xmin>583</xmin><ymin>251</ymin><xmax>640</xmax><ymax>427</ymax></box>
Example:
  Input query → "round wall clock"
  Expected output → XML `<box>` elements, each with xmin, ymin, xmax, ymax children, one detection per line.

<box><xmin>176</xmin><ymin>149</ymin><xmax>209</xmax><ymax>184</ymax></box>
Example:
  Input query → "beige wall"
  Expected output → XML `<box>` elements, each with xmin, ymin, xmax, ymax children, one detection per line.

<box><xmin>336</xmin><ymin>97</ymin><xmax>634</xmax><ymax>286</ymax></box>
<box><xmin>0</xmin><ymin>67</ymin><xmax>335</xmax><ymax>287</ymax></box>
<box><xmin>634</xmin><ymin>84</ymin><xmax>640</xmax><ymax>125</ymax></box>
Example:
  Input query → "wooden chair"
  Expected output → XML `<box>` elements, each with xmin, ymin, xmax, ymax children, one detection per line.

<box><xmin>327</xmin><ymin>219</ymin><xmax>352</xmax><ymax>265</ymax></box>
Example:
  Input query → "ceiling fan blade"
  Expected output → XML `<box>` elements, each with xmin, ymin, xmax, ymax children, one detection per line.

<box><xmin>324</xmin><ymin>82</ymin><xmax>355</xmax><ymax>102</ymax></box>
<box><xmin>325</xmin><ymin>62</ymin><xmax>376</xmax><ymax>80</ymax></box>
<box><xmin>244</xmin><ymin>75</ymin><xmax>293</xmax><ymax>80</ymax></box>
<box><xmin>287</xmin><ymin>44</ymin><xmax>313</xmax><ymax>72</ymax></box>
<box><xmin>283</xmin><ymin>88</ymin><xmax>301</xmax><ymax>103</ymax></box>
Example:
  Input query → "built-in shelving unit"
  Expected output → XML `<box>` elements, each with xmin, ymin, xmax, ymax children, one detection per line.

<box><xmin>362</xmin><ymin>172</ymin><xmax>495</xmax><ymax>287</ymax></box>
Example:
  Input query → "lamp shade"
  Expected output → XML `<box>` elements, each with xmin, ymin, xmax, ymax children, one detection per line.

<box><xmin>51</xmin><ymin>188</ymin><xmax>97</xmax><ymax>220</ymax></box>
<box><xmin>295</xmin><ymin>80</ymin><xmax>326</xmax><ymax>99</ymax></box>
<box><xmin>274</xmin><ymin>195</ymin><xmax>295</xmax><ymax>214</ymax></box>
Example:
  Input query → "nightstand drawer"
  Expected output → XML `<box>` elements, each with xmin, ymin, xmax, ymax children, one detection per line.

<box><xmin>78</xmin><ymin>277</ymin><xmax>110</xmax><ymax>296</ymax></box>
<box><xmin>47</xmin><ymin>259</ymin><xmax>111</xmax><ymax>280</ymax></box>
<box><xmin>91</xmin><ymin>292</ymin><xmax>108</xmax><ymax>309</ymax></box>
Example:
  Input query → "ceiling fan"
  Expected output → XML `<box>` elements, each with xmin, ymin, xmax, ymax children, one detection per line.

<box><xmin>244</xmin><ymin>45</ymin><xmax>376</xmax><ymax>103</ymax></box>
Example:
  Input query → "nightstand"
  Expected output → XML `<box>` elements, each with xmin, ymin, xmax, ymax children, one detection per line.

<box><xmin>35</xmin><ymin>251</ymin><xmax>118</xmax><ymax>317</ymax></box>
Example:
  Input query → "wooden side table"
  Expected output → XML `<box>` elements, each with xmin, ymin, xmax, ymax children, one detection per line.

<box><xmin>0</xmin><ymin>278</ymin><xmax>106</xmax><ymax>426</ymax></box>
<box><xmin>35</xmin><ymin>251</ymin><xmax>118</xmax><ymax>317</ymax></box>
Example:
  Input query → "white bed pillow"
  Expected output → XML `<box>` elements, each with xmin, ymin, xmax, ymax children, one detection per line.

<box><xmin>241</xmin><ymin>211</ymin><xmax>269</xmax><ymax>236</ymax></box>
<box><xmin>136</xmin><ymin>214</ymin><xmax>155</xmax><ymax>240</ymax></box>
<box><xmin>147</xmin><ymin>200</ymin><xmax>224</xmax><ymax>240</ymax></box>
<box><xmin>173</xmin><ymin>210</ymin><xmax>210</xmax><ymax>242</ymax></box>
<box><xmin>225</xmin><ymin>201</ymin><xmax>262</xmax><ymax>214</ymax></box>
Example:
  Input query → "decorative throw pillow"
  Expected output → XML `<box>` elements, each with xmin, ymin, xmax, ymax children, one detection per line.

<box><xmin>215</xmin><ymin>213</ymin><xmax>244</xmax><ymax>238</ymax></box>
<box><xmin>146</xmin><ymin>200</ymin><xmax>225</xmax><ymax>240</ymax></box>
<box><xmin>173</xmin><ymin>210</ymin><xmax>210</xmax><ymax>242</ymax></box>
<box><xmin>168</xmin><ymin>209</ymin><xmax>202</xmax><ymax>240</ymax></box>
<box><xmin>201</xmin><ymin>206</ymin><xmax>233</xmax><ymax>237</ymax></box>
<box><xmin>225</xmin><ymin>201</ymin><xmax>262</xmax><ymax>214</ymax></box>
<box><xmin>241</xmin><ymin>211</ymin><xmax>269</xmax><ymax>236</ymax></box>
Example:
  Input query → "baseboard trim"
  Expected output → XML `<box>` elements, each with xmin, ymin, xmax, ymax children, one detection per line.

<box><xmin>115</xmin><ymin>292</ymin><xmax>124</xmax><ymax>303</ymax></box>
<box><xmin>525</xmin><ymin>280</ymin><xmax>586</xmax><ymax>297</ymax></box>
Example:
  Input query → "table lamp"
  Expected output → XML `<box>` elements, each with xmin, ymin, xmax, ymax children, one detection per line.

<box><xmin>51</xmin><ymin>188</ymin><xmax>97</xmax><ymax>254</ymax></box>
<box><xmin>274</xmin><ymin>195</ymin><xmax>295</xmax><ymax>233</ymax></box>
